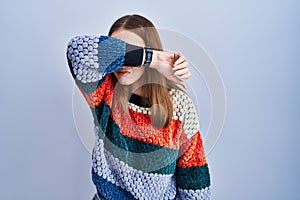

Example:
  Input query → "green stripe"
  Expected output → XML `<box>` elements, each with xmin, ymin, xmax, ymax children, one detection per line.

<box><xmin>92</xmin><ymin>101</ymin><xmax>179</xmax><ymax>174</ymax></box>
<box><xmin>175</xmin><ymin>164</ymin><xmax>211</xmax><ymax>190</ymax></box>
<box><xmin>75</xmin><ymin>76</ymin><xmax>105</xmax><ymax>95</ymax></box>
<box><xmin>91</xmin><ymin>101</ymin><xmax>111</xmax><ymax>138</ymax></box>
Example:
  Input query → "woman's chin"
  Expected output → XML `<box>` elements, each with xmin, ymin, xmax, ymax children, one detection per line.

<box><xmin>117</xmin><ymin>78</ymin><xmax>132</xmax><ymax>86</ymax></box>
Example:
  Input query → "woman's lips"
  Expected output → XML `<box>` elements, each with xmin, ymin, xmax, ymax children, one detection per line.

<box><xmin>116</xmin><ymin>70</ymin><xmax>129</xmax><ymax>76</ymax></box>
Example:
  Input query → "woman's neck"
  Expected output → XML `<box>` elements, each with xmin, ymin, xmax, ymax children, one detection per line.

<box><xmin>130</xmin><ymin>85</ymin><xmax>143</xmax><ymax>96</ymax></box>
<box><xmin>129</xmin><ymin>78</ymin><xmax>145</xmax><ymax>97</ymax></box>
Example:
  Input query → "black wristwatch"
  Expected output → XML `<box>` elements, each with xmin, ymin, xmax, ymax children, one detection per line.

<box><xmin>143</xmin><ymin>47</ymin><xmax>153</xmax><ymax>67</ymax></box>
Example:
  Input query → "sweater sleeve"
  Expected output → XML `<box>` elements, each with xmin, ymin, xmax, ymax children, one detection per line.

<box><xmin>175</xmin><ymin>94</ymin><xmax>211</xmax><ymax>200</ymax></box>
<box><xmin>66</xmin><ymin>35</ymin><xmax>144</xmax><ymax>107</ymax></box>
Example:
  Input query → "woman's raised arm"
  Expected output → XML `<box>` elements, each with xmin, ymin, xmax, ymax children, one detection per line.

<box><xmin>66</xmin><ymin>35</ymin><xmax>191</xmax><ymax>87</ymax></box>
<box><xmin>66</xmin><ymin>35</ymin><xmax>145</xmax><ymax>83</ymax></box>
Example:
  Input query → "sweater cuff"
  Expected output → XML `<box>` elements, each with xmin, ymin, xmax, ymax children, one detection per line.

<box><xmin>124</xmin><ymin>43</ymin><xmax>144</xmax><ymax>66</ymax></box>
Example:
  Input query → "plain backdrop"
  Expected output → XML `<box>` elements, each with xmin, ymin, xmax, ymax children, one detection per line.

<box><xmin>0</xmin><ymin>0</ymin><xmax>299</xmax><ymax>199</ymax></box>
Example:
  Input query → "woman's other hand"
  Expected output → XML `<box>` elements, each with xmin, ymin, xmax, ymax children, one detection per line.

<box><xmin>150</xmin><ymin>50</ymin><xmax>191</xmax><ymax>88</ymax></box>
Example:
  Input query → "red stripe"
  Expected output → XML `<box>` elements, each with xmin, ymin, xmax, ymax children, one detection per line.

<box><xmin>111</xmin><ymin>105</ymin><xmax>183</xmax><ymax>149</ymax></box>
<box><xmin>177</xmin><ymin>131</ymin><xmax>207</xmax><ymax>168</ymax></box>
<box><xmin>77</xmin><ymin>74</ymin><xmax>114</xmax><ymax>108</ymax></box>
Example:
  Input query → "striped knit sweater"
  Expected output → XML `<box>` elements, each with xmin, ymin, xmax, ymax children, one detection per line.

<box><xmin>66</xmin><ymin>35</ymin><xmax>211</xmax><ymax>199</ymax></box>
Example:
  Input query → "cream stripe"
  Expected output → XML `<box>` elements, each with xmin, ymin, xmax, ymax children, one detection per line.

<box><xmin>176</xmin><ymin>186</ymin><xmax>211</xmax><ymax>200</ymax></box>
<box><xmin>92</xmin><ymin>134</ymin><xmax>177</xmax><ymax>200</ymax></box>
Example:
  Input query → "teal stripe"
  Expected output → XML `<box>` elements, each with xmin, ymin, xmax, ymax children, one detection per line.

<box><xmin>175</xmin><ymin>164</ymin><xmax>211</xmax><ymax>190</ymax></box>
<box><xmin>75</xmin><ymin>75</ymin><xmax>106</xmax><ymax>95</ymax></box>
<box><xmin>92</xmin><ymin>101</ymin><xmax>179</xmax><ymax>174</ymax></box>
<box><xmin>150</xmin><ymin>159</ymin><xmax>177</xmax><ymax>174</ymax></box>
<box><xmin>91</xmin><ymin>101</ymin><xmax>111</xmax><ymax>138</ymax></box>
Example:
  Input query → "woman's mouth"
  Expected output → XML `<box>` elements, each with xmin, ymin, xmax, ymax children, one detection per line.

<box><xmin>116</xmin><ymin>70</ymin><xmax>129</xmax><ymax>77</ymax></box>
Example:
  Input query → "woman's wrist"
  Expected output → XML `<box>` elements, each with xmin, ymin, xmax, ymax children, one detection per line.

<box><xmin>148</xmin><ymin>50</ymin><xmax>159</xmax><ymax>69</ymax></box>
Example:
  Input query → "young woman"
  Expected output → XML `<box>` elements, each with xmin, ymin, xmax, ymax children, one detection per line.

<box><xmin>66</xmin><ymin>14</ymin><xmax>211</xmax><ymax>200</ymax></box>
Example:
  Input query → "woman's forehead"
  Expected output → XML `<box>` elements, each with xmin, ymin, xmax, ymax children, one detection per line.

<box><xmin>111</xmin><ymin>29</ymin><xmax>145</xmax><ymax>47</ymax></box>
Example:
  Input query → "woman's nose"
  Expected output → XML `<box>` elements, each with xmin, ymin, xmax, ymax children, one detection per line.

<box><xmin>121</xmin><ymin>66</ymin><xmax>132</xmax><ymax>69</ymax></box>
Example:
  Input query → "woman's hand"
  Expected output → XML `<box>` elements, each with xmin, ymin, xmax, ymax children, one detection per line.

<box><xmin>150</xmin><ymin>50</ymin><xmax>191</xmax><ymax>88</ymax></box>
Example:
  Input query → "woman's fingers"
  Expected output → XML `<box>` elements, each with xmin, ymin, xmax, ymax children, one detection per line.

<box><xmin>174</xmin><ymin>66</ymin><xmax>189</xmax><ymax>76</ymax></box>
<box><xmin>174</xmin><ymin>62</ymin><xmax>188</xmax><ymax>71</ymax></box>
<box><xmin>173</xmin><ymin>52</ymin><xmax>186</xmax><ymax>66</ymax></box>
<box><xmin>173</xmin><ymin>61</ymin><xmax>191</xmax><ymax>79</ymax></box>
<box><xmin>174</xmin><ymin>68</ymin><xmax>191</xmax><ymax>79</ymax></box>
<box><xmin>179</xmin><ymin>71</ymin><xmax>192</xmax><ymax>79</ymax></box>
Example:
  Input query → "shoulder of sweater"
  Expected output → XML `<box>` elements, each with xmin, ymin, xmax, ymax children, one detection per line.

<box><xmin>171</xmin><ymin>89</ymin><xmax>201</xmax><ymax>139</ymax></box>
<box><xmin>169</xmin><ymin>88</ymin><xmax>196</xmax><ymax>109</ymax></box>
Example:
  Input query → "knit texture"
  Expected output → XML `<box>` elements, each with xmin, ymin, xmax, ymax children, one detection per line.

<box><xmin>67</xmin><ymin>35</ymin><xmax>211</xmax><ymax>200</ymax></box>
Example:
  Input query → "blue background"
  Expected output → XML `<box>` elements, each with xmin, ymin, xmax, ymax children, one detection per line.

<box><xmin>0</xmin><ymin>0</ymin><xmax>299</xmax><ymax>199</ymax></box>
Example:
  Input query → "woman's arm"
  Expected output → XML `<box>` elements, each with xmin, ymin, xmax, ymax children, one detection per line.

<box><xmin>66</xmin><ymin>35</ymin><xmax>148</xmax><ymax>107</ymax></box>
<box><xmin>67</xmin><ymin>35</ymin><xmax>142</xmax><ymax>83</ymax></box>
<box><xmin>66</xmin><ymin>35</ymin><xmax>191</xmax><ymax>105</ymax></box>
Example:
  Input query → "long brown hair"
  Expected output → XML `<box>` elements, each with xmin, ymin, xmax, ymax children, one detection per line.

<box><xmin>109</xmin><ymin>14</ymin><xmax>179</xmax><ymax>128</ymax></box>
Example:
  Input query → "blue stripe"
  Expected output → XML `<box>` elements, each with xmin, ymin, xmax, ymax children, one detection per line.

<box><xmin>98</xmin><ymin>36</ymin><xmax>125</xmax><ymax>73</ymax></box>
<box><xmin>92</xmin><ymin>168</ymin><xmax>136</xmax><ymax>200</ymax></box>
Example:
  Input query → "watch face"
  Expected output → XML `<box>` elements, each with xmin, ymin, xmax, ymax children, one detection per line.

<box><xmin>146</xmin><ymin>53</ymin><xmax>152</xmax><ymax>60</ymax></box>
<box><xmin>145</xmin><ymin>48</ymin><xmax>153</xmax><ymax>62</ymax></box>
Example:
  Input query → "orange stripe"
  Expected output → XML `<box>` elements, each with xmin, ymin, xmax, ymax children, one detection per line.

<box><xmin>77</xmin><ymin>74</ymin><xmax>114</xmax><ymax>108</ymax></box>
<box><xmin>111</xmin><ymin>105</ymin><xmax>183</xmax><ymax>149</ymax></box>
<box><xmin>177</xmin><ymin>131</ymin><xmax>207</xmax><ymax>168</ymax></box>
